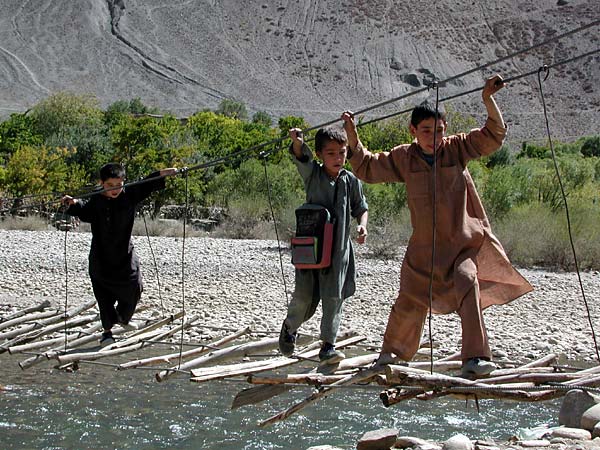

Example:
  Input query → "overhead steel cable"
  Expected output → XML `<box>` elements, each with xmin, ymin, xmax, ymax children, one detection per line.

<box><xmin>358</xmin><ymin>48</ymin><xmax>600</xmax><ymax>127</ymax></box>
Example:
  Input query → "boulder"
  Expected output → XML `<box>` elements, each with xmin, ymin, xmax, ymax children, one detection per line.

<box><xmin>559</xmin><ymin>389</ymin><xmax>599</xmax><ymax>428</ymax></box>
<box><xmin>517</xmin><ymin>440</ymin><xmax>551</xmax><ymax>447</ymax></box>
<box><xmin>550</xmin><ymin>427</ymin><xmax>591</xmax><ymax>440</ymax></box>
<box><xmin>357</xmin><ymin>428</ymin><xmax>398</xmax><ymax>450</ymax></box>
<box><xmin>443</xmin><ymin>434</ymin><xmax>473</xmax><ymax>450</ymax></box>
<box><xmin>394</xmin><ymin>436</ymin><xmax>431</xmax><ymax>448</ymax></box>
<box><xmin>581</xmin><ymin>403</ymin><xmax>600</xmax><ymax>431</ymax></box>
<box><xmin>306</xmin><ymin>446</ymin><xmax>344</xmax><ymax>450</ymax></box>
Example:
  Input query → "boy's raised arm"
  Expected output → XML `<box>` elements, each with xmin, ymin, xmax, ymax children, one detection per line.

<box><xmin>341</xmin><ymin>111</ymin><xmax>359</xmax><ymax>153</ymax></box>
<box><xmin>482</xmin><ymin>75</ymin><xmax>506</xmax><ymax>127</ymax></box>
<box><xmin>288</xmin><ymin>128</ymin><xmax>304</xmax><ymax>159</ymax></box>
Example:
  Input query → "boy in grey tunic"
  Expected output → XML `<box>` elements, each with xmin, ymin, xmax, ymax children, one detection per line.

<box><xmin>279</xmin><ymin>126</ymin><xmax>369</xmax><ymax>364</ymax></box>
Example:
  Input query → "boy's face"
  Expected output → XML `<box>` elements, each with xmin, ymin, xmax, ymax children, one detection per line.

<box><xmin>410</xmin><ymin>117</ymin><xmax>447</xmax><ymax>154</ymax></box>
<box><xmin>101</xmin><ymin>177</ymin><xmax>124</xmax><ymax>199</ymax></box>
<box><xmin>318</xmin><ymin>140</ymin><xmax>347</xmax><ymax>178</ymax></box>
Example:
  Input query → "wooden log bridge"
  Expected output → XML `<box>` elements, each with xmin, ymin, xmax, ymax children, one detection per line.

<box><xmin>2</xmin><ymin>299</ymin><xmax>600</xmax><ymax>426</ymax></box>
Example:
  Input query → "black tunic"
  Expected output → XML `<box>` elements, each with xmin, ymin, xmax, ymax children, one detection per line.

<box><xmin>67</xmin><ymin>172</ymin><xmax>165</xmax><ymax>286</ymax></box>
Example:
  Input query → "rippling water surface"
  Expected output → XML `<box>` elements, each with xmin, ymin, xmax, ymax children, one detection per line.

<box><xmin>0</xmin><ymin>353</ymin><xmax>559</xmax><ymax>449</ymax></box>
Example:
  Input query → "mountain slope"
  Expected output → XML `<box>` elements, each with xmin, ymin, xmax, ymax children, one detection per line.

<box><xmin>0</xmin><ymin>0</ymin><xmax>598</xmax><ymax>143</ymax></box>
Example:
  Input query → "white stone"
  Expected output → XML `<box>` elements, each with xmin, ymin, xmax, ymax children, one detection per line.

<box><xmin>443</xmin><ymin>434</ymin><xmax>473</xmax><ymax>450</ymax></box>
<box><xmin>550</xmin><ymin>427</ymin><xmax>591</xmax><ymax>440</ymax></box>
<box><xmin>581</xmin><ymin>403</ymin><xmax>600</xmax><ymax>431</ymax></box>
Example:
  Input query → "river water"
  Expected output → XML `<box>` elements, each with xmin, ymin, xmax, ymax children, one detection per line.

<box><xmin>0</xmin><ymin>353</ymin><xmax>560</xmax><ymax>450</ymax></box>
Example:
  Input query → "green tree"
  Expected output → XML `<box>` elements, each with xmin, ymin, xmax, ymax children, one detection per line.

<box><xmin>252</xmin><ymin>111</ymin><xmax>272</xmax><ymax>127</ymax></box>
<box><xmin>0</xmin><ymin>113</ymin><xmax>42</xmax><ymax>155</ymax></box>
<box><xmin>2</xmin><ymin>145</ymin><xmax>85</xmax><ymax>198</ymax></box>
<box><xmin>216</xmin><ymin>99</ymin><xmax>248</xmax><ymax>121</ymax></box>
<box><xmin>581</xmin><ymin>136</ymin><xmax>600</xmax><ymax>158</ymax></box>
<box><xmin>29</xmin><ymin>92</ymin><xmax>104</xmax><ymax>139</ymax></box>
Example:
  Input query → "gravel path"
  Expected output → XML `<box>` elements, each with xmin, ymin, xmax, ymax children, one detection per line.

<box><xmin>1</xmin><ymin>229</ymin><xmax>599</xmax><ymax>365</ymax></box>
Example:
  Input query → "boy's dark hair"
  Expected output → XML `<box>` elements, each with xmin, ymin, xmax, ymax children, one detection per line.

<box><xmin>99</xmin><ymin>163</ymin><xmax>126</xmax><ymax>181</ymax></box>
<box><xmin>411</xmin><ymin>101</ymin><xmax>447</xmax><ymax>127</ymax></box>
<box><xmin>314</xmin><ymin>126</ymin><xmax>347</xmax><ymax>153</ymax></box>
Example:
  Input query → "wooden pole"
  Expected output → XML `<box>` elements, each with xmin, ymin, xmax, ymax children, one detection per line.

<box><xmin>191</xmin><ymin>336</ymin><xmax>365</xmax><ymax>383</ymax></box>
<box><xmin>56</xmin><ymin>315</ymin><xmax>199</xmax><ymax>365</ymax></box>
<box><xmin>258</xmin><ymin>366</ymin><xmax>385</xmax><ymax>427</ymax></box>
<box><xmin>156</xmin><ymin>335</ymin><xmax>305</xmax><ymax>383</ymax></box>
<box><xmin>0</xmin><ymin>309</ymin><xmax>62</xmax><ymax>332</ymax></box>
<box><xmin>118</xmin><ymin>326</ymin><xmax>251</xmax><ymax>370</ymax></box>
<box><xmin>0</xmin><ymin>299</ymin><xmax>51</xmax><ymax>322</ymax></box>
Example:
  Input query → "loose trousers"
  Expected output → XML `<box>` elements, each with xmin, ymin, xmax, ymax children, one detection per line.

<box><xmin>91</xmin><ymin>278</ymin><xmax>142</xmax><ymax>331</ymax></box>
<box><xmin>285</xmin><ymin>292</ymin><xmax>344</xmax><ymax>345</ymax></box>
<box><xmin>381</xmin><ymin>278</ymin><xmax>491</xmax><ymax>362</ymax></box>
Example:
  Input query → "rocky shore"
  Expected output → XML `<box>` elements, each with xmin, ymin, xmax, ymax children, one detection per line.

<box><xmin>1</xmin><ymin>229</ymin><xmax>599</xmax><ymax>449</ymax></box>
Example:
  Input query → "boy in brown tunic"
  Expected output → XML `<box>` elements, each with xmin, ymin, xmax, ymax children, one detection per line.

<box><xmin>343</xmin><ymin>75</ymin><xmax>532</xmax><ymax>376</ymax></box>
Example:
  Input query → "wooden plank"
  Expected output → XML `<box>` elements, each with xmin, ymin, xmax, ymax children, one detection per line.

<box><xmin>9</xmin><ymin>323</ymin><xmax>103</xmax><ymax>354</ymax></box>
<box><xmin>0</xmin><ymin>309</ymin><xmax>62</xmax><ymax>332</ymax></box>
<box><xmin>0</xmin><ymin>299</ymin><xmax>51</xmax><ymax>323</ymax></box>
<box><xmin>0</xmin><ymin>299</ymin><xmax>96</xmax><ymax>342</ymax></box>
<box><xmin>0</xmin><ymin>315</ymin><xmax>97</xmax><ymax>352</ymax></box>
<box><xmin>156</xmin><ymin>335</ymin><xmax>298</xmax><ymax>382</ymax></box>
<box><xmin>56</xmin><ymin>315</ymin><xmax>199</xmax><ymax>365</ymax></box>
<box><xmin>190</xmin><ymin>336</ymin><xmax>365</xmax><ymax>383</ymax></box>
<box><xmin>118</xmin><ymin>326</ymin><xmax>251</xmax><ymax>370</ymax></box>
<box><xmin>258</xmin><ymin>365</ymin><xmax>385</xmax><ymax>427</ymax></box>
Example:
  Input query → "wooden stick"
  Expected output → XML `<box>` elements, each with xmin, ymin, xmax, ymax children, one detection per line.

<box><xmin>156</xmin><ymin>335</ymin><xmax>292</xmax><ymax>382</ymax></box>
<box><xmin>9</xmin><ymin>323</ymin><xmax>103</xmax><ymax>354</ymax></box>
<box><xmin>0</xmin><ymin>299</ymin><xmax>51</xmax><ymax>322</ymax></box>
<box><xmin>258</xmin><ymin>366</ymin><xmax>385</xmax><ymax>427</ymax></box>
<box><xmin>56</xmin><ymin>315</ymin><xmax>199</xmax><ymax>365</ymax></box>
<box><xmin>380</xmin><ymin>387</ymin><xmax>424</xmax><ymax>407</ymax></box>
<box><xmin>191</xmin><ymin>336</ymin><xmax>365</xmax><ymax>383</ymax></box>
<box><xmin>118</xmin><ymin>326</ymin><xmax>251</xmax><ymax>370</ymax></box>
<box><xmin>18</xmin><ymin>325</ymin><xmax>119</xmax><ymax>370</ymax></box>
<box><xmin>0</xmin><ymin>315</ymin><xmax>97</xmax><ymax>352</ymax></box>
<box><xmin>520</xmin><ymin>353</ymin><xmax>558</xmax><ymax>368</ymax></box>
<box><xmin>248</xmin><ymin>373</ymin><xmax>347</xmax><ymax>386</ymax></box>
<box><xmin>0</xmin><ymin>309</ymin><xmax>62</xmax><ymax>332</ymax></box>
<box><xmin>0</xmin><ymin>299</ymin><xmax>96</xmax><ymax>341</ymax></box>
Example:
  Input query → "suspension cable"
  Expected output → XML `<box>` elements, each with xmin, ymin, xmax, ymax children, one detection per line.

<box><xmin>260</xmin><ymin>151</ymin><xmax>290</xmax><ymax>308</ymax></box>
<box><xmin>536</xmin><ymin>66</ymin><xmax>600</xmax><ymax>364</ymax></box>
<box><xmin>427</xmin><ymin>82</ymin><xmax>441</xmax><ymax>375</ymax></box>
<box><xmin>141</xmin><ymin>210</ymin><xmax>166</xmax><ymax>318</ymax></box>
<box><xmin>63</xmin><ymin>220</ymin><xmax>69</xmax><ymax>352</ymax></box>
<box><xmin>177</xmin><ymin>170</ymin><xmax>189</xmax><ymax>369</ymax></box>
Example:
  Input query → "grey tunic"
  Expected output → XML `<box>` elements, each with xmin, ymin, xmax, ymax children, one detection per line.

<box><xmin>292</xmin><ymin>143</ymin><xmax>368</xmax><ymax>301</ymax></box>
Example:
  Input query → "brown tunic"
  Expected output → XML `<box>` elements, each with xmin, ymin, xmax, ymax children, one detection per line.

<box><xmin>349</xmin><ymin>117</ymin><xmax>533</xmax><ymax>359</ymax></box>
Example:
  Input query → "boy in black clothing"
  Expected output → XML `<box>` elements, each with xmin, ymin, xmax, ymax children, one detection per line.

<box><xmin>62</xmin><ymin>163</ymin><xmax>178</xmax><ymax>346</ymax></box>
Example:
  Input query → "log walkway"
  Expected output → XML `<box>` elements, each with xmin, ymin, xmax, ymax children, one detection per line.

<box><xmin>2</xmin><ymin>299</ymin><xmax>599</xmax><ymax>426</ymax></box>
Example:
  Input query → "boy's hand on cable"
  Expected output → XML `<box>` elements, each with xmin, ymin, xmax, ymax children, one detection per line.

<box><xmin>289</xmin><ymin>127</ymin><xmax>304</xmax><ymax>154</ymax></box>
<box><xmin>160</xmin><ymin>167</ymin><xmax>179</xmax><ymax>177</ymax></box>
<box><xmin>482</xmin><ymin>74</ymin><xmax>504</xmax><ymax>100</ymax></box>
<box><xmin>61</xmin><ymin>195</ymin><xmax>76</xmax><ymax>207</ymax></box>
<box><xmin>341</xmin><ymin>111</ymin><xmax>359</xmax><ymax>150</ymax></box>
<box><xmin>356</xmin><ymin>225</ymin><xmax>367</xmax><ymax>244</ymax></box>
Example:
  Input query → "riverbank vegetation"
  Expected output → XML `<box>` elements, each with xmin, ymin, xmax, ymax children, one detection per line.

<box><xmin>1</xmin><ymin>92</ymin><xmax>599</xmax><ymax>270</ymax></box>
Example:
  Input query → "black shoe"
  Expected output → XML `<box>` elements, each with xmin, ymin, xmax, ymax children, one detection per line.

<box><xmin>278</xmin><ymin>321</ymin><xmax>297</xmax><ymax>357</ymax></box>
<box><xmin>100</xmin><ymin>331</ymin><xmax>115</xmax><ymax>348</ymax></box>
<box><xmin>319</xmin><ymin>342</ymin><xmax>345</xmax><ymax>365</ymax></box>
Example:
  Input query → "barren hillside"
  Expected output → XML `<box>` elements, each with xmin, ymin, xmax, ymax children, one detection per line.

<box><xmin>0</xmin><ymin>0</ymin><xmax>598</xmax><ymax>144</ymax></box>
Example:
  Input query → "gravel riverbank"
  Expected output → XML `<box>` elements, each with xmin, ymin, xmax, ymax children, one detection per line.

<box><xmin>1</xmin><ymin>229</ymin><xmax>599</xmax><ymax>449</ymax></box>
